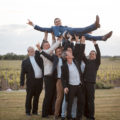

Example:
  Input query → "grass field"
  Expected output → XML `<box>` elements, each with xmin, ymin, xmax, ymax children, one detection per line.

<box><xmin>0</xmin><ymin>88</ymin><xmax>120</xmax><ymax>120</ymax></box>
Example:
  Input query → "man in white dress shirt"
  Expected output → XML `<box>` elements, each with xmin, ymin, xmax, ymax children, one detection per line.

<box><xmin>36</xmin><ymin>35</ymin><xmax>63</xmax><ymax>118</ymax></box>
<box><xmin>20</xmin><ymin>46</ymin><xmax>44</xmax><ymax>116</ymax></box>
<box><xmin>61</xmin><ymin>36</ymin><xmax>85</xmax><ymax>120</ymax></box>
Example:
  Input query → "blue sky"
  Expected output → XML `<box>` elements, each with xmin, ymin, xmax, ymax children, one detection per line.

<box><xmin>0</xmin><ymin>0</ymin><xmax>120</xmax><ymax>56</ymax></box>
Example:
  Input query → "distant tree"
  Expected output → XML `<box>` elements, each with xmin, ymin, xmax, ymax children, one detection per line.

<box><xmin>0</xmin><ymin>53</ymin><xmax>27</xmax><ymax>60</ymax></box>
<box><xmin>0</xmin><ymin>55</ymin><xmax>2</xmax><ymax>60</ymax></box>
<box><xmin>109</xmin><ymin>56</ymin><xmax>120</xmax><ymax>61</ymax></box>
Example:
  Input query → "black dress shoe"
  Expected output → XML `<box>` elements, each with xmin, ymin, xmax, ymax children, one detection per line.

<box><xmin>75</xmin><ymin>117</ymin><xmax>82</xmax><ymax>120</ymax></box>
<box><xmin>61</xmin><ymin>117</ymin><xmax>65</xmax><ymax>120</ymax></box>
<box><xmin>72</xmin><ymin>118</ymin><xmax>76</xmax><ymax>120</ymax></box>
<box><xmin>32</xmin><ymin>113</ymin><xmax>40</xmax><ymax>115</ymax></box>
<box><xmin>42</xmin><ymin>115</ymin><xmax>49</xmax><ymax>118</ymax></box>
<box><xmin>26</xmin><ymin>113</ymin><xmax>31</xmax><ymax>116</ymax></box>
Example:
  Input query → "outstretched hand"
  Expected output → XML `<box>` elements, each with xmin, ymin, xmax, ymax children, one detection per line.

<box><xmin>36</xmin><ymin>43</ymin><xmax>41</xmax><ymax>51</ymax></box>
<box><xmin>74</xmin><ymin>34</ymin><xmax>79</xmax><ymax>42</ymax></box>
<box><xmin>27</xmin><ymin>19</ymin><xmax>34</xmax><ymax>26</ymax></box>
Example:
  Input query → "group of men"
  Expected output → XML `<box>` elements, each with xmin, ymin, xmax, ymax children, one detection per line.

<box><xmin>20</xmin><ymin>16</ymin><xmax>112</xmax><ymax>120</ymax></box>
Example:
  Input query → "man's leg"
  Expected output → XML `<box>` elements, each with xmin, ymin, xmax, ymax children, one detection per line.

<box><xmin>49</xmin><ymin>88</ymin><xmax>56</xmax><ymax>115</ymax></box>
<box><xmin>76</xmin><ymin>85</ymin><xmax>84</xmax><ymax>120</ymax></box>
<box><xmin>42</xmin><ymin>76</ymin><xmax>56</xmax><ymax>117</ymax></box>
<box><xmin>67</xmin><ymin>15</ymin><xmax>100</xmax><ymax>36</ymax></box>
<box><xmin>67</xmin><ymin>85</ymin><xmax>77</xmax><ymax>119</ymax></box>
<box><xmin>86</xmin><ymin>83</ymin><xmax>95</xmax><ymax>120</ymax></box>
<box><xmin>61</xmin><ymin>94</ymin><xmax>68</xmax><ymax>119</ymax></box>
<box><xmin>84</xmin><ymin>34</ymin><xmax>103</xmax><ymax>41</ymax></box>
<box><xmin>71</xmin><ymin>97</ymin><xmax>77</xmax><ymax>119</ymax></box>
<box><xmin>54</xmin><ymin>79</ymin><xmax>64</xmax><ymax>117</ymax></box>
<box><xmin>83</xmin><ymin>31</ymin><xmax>113</xmax><ymax>41</ymax></box>
<box><xmin>25</xmin><ymin>87</ymin><xmax>34</xmax><ymax>115</ymax></box>
<box><xmin>83</xmin><ymin>83</ymin><xmax>89</xmax><ymax>118</ymax></box>
<box><xmin>32</xmin><ymin>78</ymin><xmax>43</xmax><ymax>114</ymax></box>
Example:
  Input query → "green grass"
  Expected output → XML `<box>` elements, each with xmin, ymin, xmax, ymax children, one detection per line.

<box><xmin>0</xmin><ymin>88</ymin><xmax>120</xmax><ymax>120</ymax></box>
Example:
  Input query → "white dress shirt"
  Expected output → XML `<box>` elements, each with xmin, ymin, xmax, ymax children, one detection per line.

<box><xmin>57</xmin><ymin>58</ymin><xmax>63</xmax><ymax>78</ymax></box>
<box><xmin>68</xmin><ymin>61</ymin><xmax>81</xmax><ymax>85</ymax></box>
<box><xmin>29</xmin><ymin>56</ymin><xmax>42</xmax><ymax>78</ymax></box>
<box><xmin>40</xmin><ymin>40</ymin><xmax>61</xmax><ymax>76</ymax></box>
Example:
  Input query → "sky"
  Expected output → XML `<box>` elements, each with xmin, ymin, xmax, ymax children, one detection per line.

<box><xmin>0</xmin><ymin>0</ymin><xmax>120</xmax><ymax>56</ymax></box>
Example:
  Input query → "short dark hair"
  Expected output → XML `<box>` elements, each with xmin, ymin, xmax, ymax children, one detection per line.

<box><xmin>55</xmin><ymin>46</ymin><xmax>62</xmax><ymax>53</ymax></box>
<box><xmin>54</xmin><ymin>18</ymin><xmax>60</xmax><ymax>23</ymax></box>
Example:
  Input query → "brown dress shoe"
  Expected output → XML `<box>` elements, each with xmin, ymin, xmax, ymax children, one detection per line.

<box><xmin>102</xmin><ymin>31</ymin><xmax>113</xmax><ymax>41</ymax></box>
<box><xmin>95</xmin><ymin>15</ymin><xmax>100</xmax><ymax>28</ymax></box>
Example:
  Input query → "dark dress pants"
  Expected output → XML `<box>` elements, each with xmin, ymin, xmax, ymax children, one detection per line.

<box><xmin>42</xmin><ymin>75</ymin><xmax>56</xmax><ymax>117</ymax></box>
<box><xmin>67</xmin><ymin>84</ymin><xmax>84</xmax><ymax>120</ymax></box>
<box><xmin>25</xmin><ymin>78</ymin><xmax>43</xmax><ymax>114</ymax></box>
<box><xmin>84</xmin><ymin>82</ymin><xmax>95</xmax><ymax>120</ymax></box>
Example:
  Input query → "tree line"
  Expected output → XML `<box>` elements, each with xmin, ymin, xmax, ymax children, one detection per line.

<box><xmin>0</xmin><ymin>53</ymin><xmax>120</xmax><ymax>60</ymax></box>
<box><xmin>0</xmin><ymin>53</ymin><xmax>27</xmax><ymax>60</ymax></box>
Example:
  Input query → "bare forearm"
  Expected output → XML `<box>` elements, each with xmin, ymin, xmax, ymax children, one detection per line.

<box><xmin>43</xmin><ymin>32</ymin><xmax>48</xmax><ymax>41</ymax></box>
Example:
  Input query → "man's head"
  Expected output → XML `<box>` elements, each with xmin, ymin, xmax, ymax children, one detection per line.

<box><xmin>55</xmin><ymin>47</ymin><xmax>62</xmax><ymax>57</ymax></box>
<box><xmin>66</xmin><ymin>47</ymin><xmax>73</xmax><ymax>54</ymax></box>
<box><xmin>41</xmin><ymin>41</ymin><xmax>50</xmax><ymax>50</ymax></box>
<box><xmin>54</xmin><ymin>18</ymin><xmax>62</xmax><ymax>26</ymax></box>
<box><xmin>89</xmin><ymin>50</ymin><xmax>96</xmax><ymax>60</ymax></box>
<box><xmin>62</xmin><ymin>47</ymin><xmax>74</xmax><ymax>61</ymax></box>
<box><xmin>27</xmin><ymin>46</ymin><xmax>35</xmax><ymax>56</ymax></box>
<box><xmin>66</xmin><ymin>51</ymin><xmax>74</xmax><ymax>60</ymax></box>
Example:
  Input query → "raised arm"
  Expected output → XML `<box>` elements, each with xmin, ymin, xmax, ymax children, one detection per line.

<box><xmin>27</xmin><ymin>19</ymin><xmax>52</xmax><ymax>33</ymax></box>
<box><xmin>82</xmin><ymin>54</ymin><xmax>88</xmax><ymax>64</ymax></box>
<box><xmin>93</xmin><ymin>41</ymin><xmax>101</xmax><ymax>65</ymax></box>
<box><xmin>51</xmin><ymin>32</ymin><xmax>56</xmax><ymax>45</ymax></box>
<box><xmin>41</xmin><ymin>51</ymin><xmax>54</xmax><ymax>62</ymax></box>
<box><xmin>74</xmin><ymin>35</ymin><xmax>85</xmax><ymax>62</ymax></box>
<box><xmin>46</xmin><ymin>36</ymin><xmax>62</xmax><ymax>54</ymax></box>
<box><xmin>43</xmin><ymin>32</ymin><xmax>48</xmax><ymax>41</ymax></box>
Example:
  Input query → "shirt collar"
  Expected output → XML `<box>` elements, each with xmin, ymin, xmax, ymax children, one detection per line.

<box><xmin>29</xmin><ymin>56</ymin><xmax>34</xmax><ymax>59</ymax></box>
